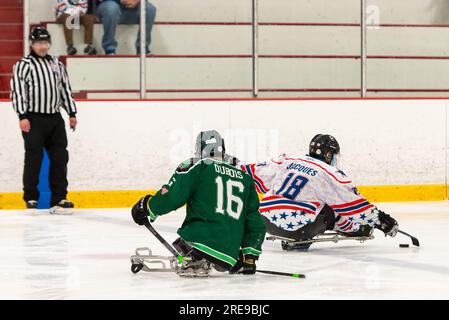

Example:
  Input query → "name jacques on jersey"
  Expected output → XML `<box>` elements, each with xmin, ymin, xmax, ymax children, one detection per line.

<box><xmin>286</xmin><ymin>162</ymin><xmax>318</xmax><ymax>176</ymax></box>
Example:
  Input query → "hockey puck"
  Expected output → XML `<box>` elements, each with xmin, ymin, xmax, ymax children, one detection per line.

<box><xmin>399</xmin><ymin>244</ymin><xmax>410</xmax><ymax>248</ymax></box>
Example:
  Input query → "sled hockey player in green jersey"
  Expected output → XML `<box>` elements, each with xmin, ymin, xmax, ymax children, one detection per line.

<box><xmin>131</xmin><ymin>130</ymin><xmax>266</xmax><ymax>277</ymax></box>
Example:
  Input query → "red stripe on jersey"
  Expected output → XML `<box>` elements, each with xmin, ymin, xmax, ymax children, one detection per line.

<box><xmin>261</xmin><ymin>195</ymin><xmax>284</xmax><ymax>201</ymax></box>
<box><xmin>250</xmin><ymin>164</ymin><xmax>269</xmax><ymax>193</ymax></box>
<box><xmin>343</xmin><ymin>222</ymin><xmax>354</xmax><ymax>231</ymax></box>
<box><xmin>331</xmin><ymin>198</ymin><xmax>367</xmax><ymax>209</ymax></box>
<box><xmin>338</xmin><ymin>204</ymin><xmax>374</xmax><ymax>216</ymax></box>
<box><xmin>285</xmin><ymin>157</ymin><xmax>352</xmax><ymax>184</ymax></box>
<box><xmin>253</xmin><ymin>183</ymin><xmax>263</xmax><ymax>194</ymax></box>
<box><xmin>337</xmin><ymin>220</ymin><xmax>348</xmax><ymax>227</ymax></box>
<box><xmin>260</xmin><ymin>205</ymin><xmax>316</xmax><ymax>214</ymax></box>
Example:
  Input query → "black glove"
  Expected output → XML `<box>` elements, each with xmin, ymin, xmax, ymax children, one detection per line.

<box><xmin>375</xmin><ymin>209</ymin><xmax>398</xmax><ymax>237</ymax></box>
<box><xmin>131</xmin><ymin>195</ymin><xmax>153</xmax><ymax>226</ymax></box>
<box><xmin>230</xmin><ymin>250</ymin><xmax>258</xmax><ymax>275</ymax></box>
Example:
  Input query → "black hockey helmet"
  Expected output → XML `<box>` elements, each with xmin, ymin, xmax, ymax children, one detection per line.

<box><xmin>195</xmin><ymin>130</ymin><xmax>225</xmax><ymax>159</ymax></box>
<box><xmin>29</xmin><ymin>27</ymin><xmax>51</xmax><ymax>44</ymax></box>
<box><xmin>309</xmin><ymin>134</ymin><xmax>340</xmax><ymax>165</ymax></box>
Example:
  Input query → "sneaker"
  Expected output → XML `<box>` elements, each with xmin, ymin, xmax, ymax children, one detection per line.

<box><xmin>177</xmin><ymin>257</ymin><xmax>211</xmax><ymax>278</ymax></box>
<box><xmin>105</xmin><ymin>49</ymin><xmax>116</xmax><ymax>55</ymax></box>
<box><xmin>49</xmin><ymin>199</ymin><xmax>74</xmax><ymax>215</ymax></box>
<box><xmin>26</xmin><ymin>200</ymin><xmax>38</xmax><ymax>209</ymax></box>
<box><xmin>67</xmin><ymin>45</ymin><xmax>77</xmax><ymax>55</ymax></box>
<box><xmin>84</xmin><ymin>44</ymin><xmax>97</xmax><ymax>55</ymax></box>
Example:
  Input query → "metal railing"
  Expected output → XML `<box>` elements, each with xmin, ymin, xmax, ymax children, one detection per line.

<box><xmin>23</xmin><ymin>0</ymin><xmax>30</xmax><ymax>56</ymax></box>
<box><xmin>139</xmin><ymin>1</ymin><xmax>146</xmax><ymax>99</ymax></box>
<box><xmin>361</xmin><ymin>0</ymin><xmax>367</xmax><ymax>97</ymax></box>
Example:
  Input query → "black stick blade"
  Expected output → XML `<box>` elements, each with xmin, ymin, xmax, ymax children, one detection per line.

<box><xmin>398</xmin><ymin>230</ymin><xmax>420</xmax><ymax>247</ymax></box>
<box><xmin>410</xmin><ymin>236</ymin><xmax>420</xmax><ymax>247</ymax></box>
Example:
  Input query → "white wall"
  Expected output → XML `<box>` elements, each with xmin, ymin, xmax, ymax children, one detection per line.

<box><xmin>371</xmin><ymin>0</ymin><xmax>449</xmax><ymax>24</ymax></box>
<box><xmin>66</xmin><ymin>57</ymin><xmax>252</xmax><ymax>91</ymax></box>
<box><xmin>64</xmin><ymin>55</ymin><xmax>449</xmax><ymax>98</ymax></box>
<box><xmin>0</xmin><ymin>99</ymin><xmax>447</xmax><ymax>192</ymax></box>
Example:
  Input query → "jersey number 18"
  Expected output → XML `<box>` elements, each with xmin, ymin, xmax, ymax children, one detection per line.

<box><xmin>277</xmin><ymin>173</ymin><xmax>309</xmax><ymax>200</ymax></box>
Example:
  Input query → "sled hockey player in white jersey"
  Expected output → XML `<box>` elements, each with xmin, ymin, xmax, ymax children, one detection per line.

<box><xmin>241</xmin><ymin>134</ymin><xmax>399</xmax><ymax>251</ymax></box>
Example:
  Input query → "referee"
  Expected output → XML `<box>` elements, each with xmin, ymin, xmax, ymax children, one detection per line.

<box><xmin>10</xmin><ymin>27</ymin><xmax>77</xmax><ymax>214</ymax></box>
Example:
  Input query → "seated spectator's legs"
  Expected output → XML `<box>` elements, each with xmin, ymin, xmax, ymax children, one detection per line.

<box><xmin>96</xmin><ymin>0</ymin><xmax>122</xmax><ymax>54</ymax></box>
<box><xmin>56</xmin><ymin>14</ymin><xmax>76</xmax><ymax>50</ymax></box>
<box><xmin>80</xmin><ymin>14</ymin><xmax>97</xmax><ymax>55</ymax></box>
<box><xmin>80</xmin><ymin>14</ymin><xmax>95</xmax><ymax>46</ymax></box>
<box><xmin>120</xmin><ymin>1</ymin><xmax>156</xmax><ymax>54</ymax></box>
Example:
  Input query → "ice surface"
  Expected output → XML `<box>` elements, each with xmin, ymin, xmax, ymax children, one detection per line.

<box><xmin>1</xmin><ymin>201</ymin><xmax>449</xmax><ymax>299</ymax></box>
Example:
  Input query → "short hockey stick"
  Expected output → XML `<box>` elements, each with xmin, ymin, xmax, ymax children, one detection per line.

<box><xmin>257</xmin><ymin>269</ymin><xmax>306</xmax><ymax>279</ymax></box>
<box><xmin>398</xmin><ymin>229</ymin><xmax>420</xmax><ymax>247</ymax></box>
<box><xmin>143</xmin><ymin>221</ymin><xmax>181</xmax><ymax>257</ymax></box>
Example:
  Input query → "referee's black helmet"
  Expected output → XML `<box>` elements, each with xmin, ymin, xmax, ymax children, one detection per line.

<box><xmin>29</xmin><ymin>27</ymin><xmax>51</xmax><ymax>44</ymax></box>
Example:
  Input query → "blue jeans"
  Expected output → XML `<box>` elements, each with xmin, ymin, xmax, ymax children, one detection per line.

<box><xmin>96</xmin><ymin>1</ymin><xmax>156</xmax><ymax>54</ymax></box>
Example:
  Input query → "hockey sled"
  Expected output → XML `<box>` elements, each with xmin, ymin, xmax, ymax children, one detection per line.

<box><xmin>266</xmin><ymin>232</ymin><xmax>374</xmax><ymax>251</ymax></box>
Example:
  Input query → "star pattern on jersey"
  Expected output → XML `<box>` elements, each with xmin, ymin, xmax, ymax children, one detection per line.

<box><xmin>279</xmin><ymin>212</ymin><xmax>288</xmax><ymax>220</ymax></box>
<box><xmin>264</xmin><ymin>210</ymin><xmax>316</xmax><ymax>232</ymax></box>
<box><xmin>360</xmin><ymin>213</ymin><xmax>367</xmax><ymax>220</ymax></box>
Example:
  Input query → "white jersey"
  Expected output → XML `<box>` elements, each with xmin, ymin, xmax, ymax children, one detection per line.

<box><xmin>55</xmin><ymin>0</ymin><xmax>88</xmax><ymax>18</ymax></box>
<box><xmin>242</xmin><ymin>154</ymin><xmax>378</xmax><ymax>233</ymax></box>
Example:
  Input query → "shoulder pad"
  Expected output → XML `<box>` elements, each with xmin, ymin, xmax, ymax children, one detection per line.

<box><xmin>224</xmin><ymin>154</ymin><xmax>240</xmax><ymax>167</ymax></box>
<box><xmin>271</xmin><ymin>153</ymin><xmax>286</xmax><ymax>164</ymax></box>
<box><xmin>176</xmin><ymin>158</ymin><xmax>199</xmax><ymax>172</ymax></box>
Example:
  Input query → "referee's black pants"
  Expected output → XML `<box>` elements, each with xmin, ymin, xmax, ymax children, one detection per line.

<box><xmin>22</xmin><ymin>113</ymin><xmax>69</xmax><ymax>207</ymax></box>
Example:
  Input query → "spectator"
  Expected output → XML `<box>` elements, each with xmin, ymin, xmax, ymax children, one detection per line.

<box><xmin>96</xmin><ymin>0</ymin><xmax>156</xmax><ymax>55</ymax></box>
<box><xmin>55</xmin><ymin>0</ymin><xmax>97</xmax><ymax>55</ymax></box>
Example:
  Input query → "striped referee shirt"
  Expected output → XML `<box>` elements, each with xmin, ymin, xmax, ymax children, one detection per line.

<box><xmin>10</xmin><ymin>51</ymin><xmax>77</xmax><ymax>120</ymax></box>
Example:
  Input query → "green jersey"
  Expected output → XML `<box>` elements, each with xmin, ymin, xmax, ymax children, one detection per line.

<box><xmin>147</xmin><ymin>157</ymin><xmax>266</xmax><ymax>267</ymax></box>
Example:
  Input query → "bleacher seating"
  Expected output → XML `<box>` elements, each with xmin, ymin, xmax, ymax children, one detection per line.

<box><xmin>2</xmin><ymin>0</ymin><xmax>449</xmax><ymax>99</ymax></box>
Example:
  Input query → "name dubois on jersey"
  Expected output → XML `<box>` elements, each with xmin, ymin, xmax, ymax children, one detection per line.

<box><xmin>286</xmin><ymin>163</ymin><xmax>318</xmax><ymax>176</ymax></box>
<box><xmin>214</xmin><ymin>164</ymin><xmax>243</xmax><ymax>179</ymax></box>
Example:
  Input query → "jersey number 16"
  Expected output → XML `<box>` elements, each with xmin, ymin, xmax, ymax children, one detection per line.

<box><xmin>215</xmin><ymin>176</ymin><xmax>244</xmax><ymax>220</ymax></box>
